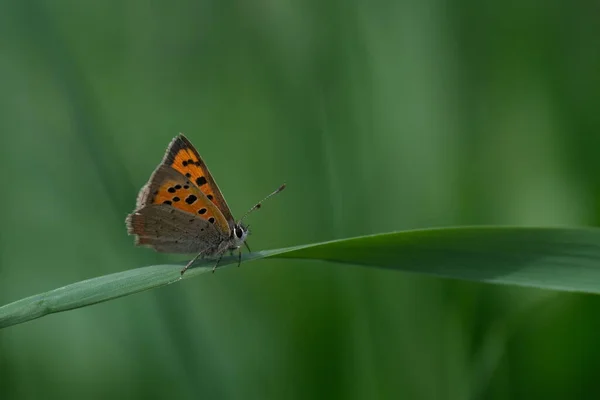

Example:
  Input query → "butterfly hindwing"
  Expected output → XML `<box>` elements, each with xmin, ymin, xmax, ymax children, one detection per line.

<box><xmin>163</xmin><ymin>135</ymin><xmax>235</xmax><ymax>226</ymax></box>
<box><xmin>133</xmin><ymin>164</ymin><xmax>230</xmax><ymax>235</ymax></box>
<box><xmin>127</xmin><ymin>204</ymin><xmax>223</xmax><ymax>253</ymax></box>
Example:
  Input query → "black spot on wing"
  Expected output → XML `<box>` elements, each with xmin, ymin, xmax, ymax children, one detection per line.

<box><xmin>185</xmin><ymin>195</ymin><xmax>198</xmax><ymax>204</ymax></box>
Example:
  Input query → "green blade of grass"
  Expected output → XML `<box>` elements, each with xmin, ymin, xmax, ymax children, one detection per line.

<box><xmin>2</xmin><ymin>226</ymin><xmax>600</xmax><ymax>329</ymax></box>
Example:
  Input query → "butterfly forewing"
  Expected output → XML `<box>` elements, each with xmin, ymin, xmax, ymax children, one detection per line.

<box><xmin>163</xmin><ymin>135</ymin><xmax>236</xmax><ymax>226</ymax></box>
<box><xmin>132</xmin><ymin>164</ymin><xmax>230</xmax><ymax>237</ymax></box>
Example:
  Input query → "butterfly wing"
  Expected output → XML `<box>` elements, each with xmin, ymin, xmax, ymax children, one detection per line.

<box><xmin>127</xmin><ymin>164</ymin><xmax>230</xmax><ymax>253</ymax></box>
<box><xmin>163</xmin><ymin>134</ymin><xmax>236</xmax><ymax>227</ymax></box>
<box><xmin>127</xmin><ymin>205</ymin><xmax>222</xmax><ymax>253</ymax></box>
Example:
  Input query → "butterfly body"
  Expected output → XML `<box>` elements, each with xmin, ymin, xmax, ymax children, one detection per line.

<box><xmin>127</xmin><ymin>204</ymin><xmax>248</xmax><ymax>256</ymax></box>
<box><xmin>126</xmin><ymin>134</ymin><xmax>283</xmax><ymax>274</ymax></box>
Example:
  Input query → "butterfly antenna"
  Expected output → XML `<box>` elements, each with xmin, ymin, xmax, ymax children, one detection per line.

<box><xmin>238</xmin><ymin>183</ymin><xmax>286</xmax><ymax>224</ymax></box>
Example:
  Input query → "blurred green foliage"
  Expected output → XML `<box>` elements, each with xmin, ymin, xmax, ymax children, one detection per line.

<box><xmin>1</xmin><ymin>0</ymin><xmax>599</xmax><ymax>399</ymax></box>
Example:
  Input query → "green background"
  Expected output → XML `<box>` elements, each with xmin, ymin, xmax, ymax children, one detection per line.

<box><xmin>1</xmin><ymin>1</ymin><xmax>600</xmax><ymax>399</ymax></box>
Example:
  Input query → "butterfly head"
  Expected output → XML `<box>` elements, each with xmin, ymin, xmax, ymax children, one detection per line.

<box><xmin>231</xmin><ymin>223</ymin><xmax>249</xmax><ymax>248</ymax></box>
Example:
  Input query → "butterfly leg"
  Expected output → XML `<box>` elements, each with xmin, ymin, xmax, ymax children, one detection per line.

<box><xmin>212</xmin><ymin>253</ymin><xmax>225</xmax><ymax>273</ymax></box>
<box><xmin>180</xmin><ymin>251</ymin><xmax>204</xmax><ymax>275</ymax></box>
<box><xmin>237</xmin><ymin>248</ymin><xmax>242</xmax><ymax>268</ymax></box>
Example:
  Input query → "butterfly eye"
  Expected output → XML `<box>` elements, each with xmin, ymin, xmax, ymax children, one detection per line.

<box><xmin>235</xmin><ymin>227</ymin><xmax>244</xmax><ymax>239</ymax></box>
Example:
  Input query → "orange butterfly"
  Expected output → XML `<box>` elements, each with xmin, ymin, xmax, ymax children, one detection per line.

<box><xmin>126</xmin><ymin>134</ymin><xmax>285</xmax><ymax>274</ymax></box>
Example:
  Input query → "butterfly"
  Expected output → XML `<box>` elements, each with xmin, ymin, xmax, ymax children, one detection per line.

<box><xmin>126</xmin><ymin>134</ymin><xmax>285</xmax><ymax>275</ymax></box>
